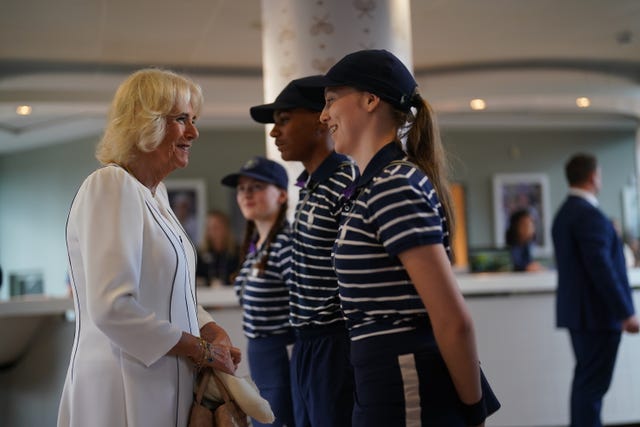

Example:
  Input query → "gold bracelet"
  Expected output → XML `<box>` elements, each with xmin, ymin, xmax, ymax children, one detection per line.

<box><xmin>195</xmin><ymin>338</ymin><xmax>208</xmax><ymax>369</ymax></box>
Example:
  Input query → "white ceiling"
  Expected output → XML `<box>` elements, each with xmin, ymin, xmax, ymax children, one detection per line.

<box><xmin>1</xmin><ymin>0</ymin><xmax>639</xmax><ymax>154</ymax></box>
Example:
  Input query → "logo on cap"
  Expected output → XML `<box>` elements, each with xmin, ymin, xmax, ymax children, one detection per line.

<box><xmin>242</xmin><ymin>158</ymin><xmax>259</xmax><ymax>170</ymax></box>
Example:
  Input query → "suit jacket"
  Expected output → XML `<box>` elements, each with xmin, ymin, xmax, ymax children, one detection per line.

<box><xmin>552</xmin><ymin>195</ymin><xmax>635</xmax><ymax>331</ymax></box>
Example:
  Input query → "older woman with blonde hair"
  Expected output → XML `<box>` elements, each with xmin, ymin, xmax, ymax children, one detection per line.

<box><xmin>58</xmin><ymin>68</ymin><xmax>241</xmax><ymax>427</ymax></box>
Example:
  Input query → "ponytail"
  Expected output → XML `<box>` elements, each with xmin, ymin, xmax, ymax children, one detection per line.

<box><xmin>239</xmin><ymin>220</ymin><xmax>257</xmax><ymax>263</ymax></box>
<box><xmin>395</xmin><ymin>94</ymin><xmax>455</xmax><ymax>239</ymax></box>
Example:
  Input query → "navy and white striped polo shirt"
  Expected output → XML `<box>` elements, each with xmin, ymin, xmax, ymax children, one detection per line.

<box><xmin>234</xmin><ymin>224</ymin><xmax>292</xmax><ymax>339</ymax></box>
<box><xmin>289</xmin><ymin>152</ymin><xmax>358</xmax><ymax>328</ymax></box>
<box><xmin>333</xmin><ymin>142</ymin><xmax>451</xmax><ymax>341</ymax></box>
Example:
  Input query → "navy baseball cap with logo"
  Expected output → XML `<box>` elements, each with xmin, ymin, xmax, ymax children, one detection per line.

<box><xmin>221</xmin><ymin>156</ymin><xmax>289</xmax><ymax>189</ymax></box>
<box><xmin>300</xmin><ymin>49</ymin><xmax>418</xmax><ymax>113</ymax></box>
<box><xmin>250</xmin><ymin>76</ymin><xmax>326</xmax><ymax>124</ymax></box>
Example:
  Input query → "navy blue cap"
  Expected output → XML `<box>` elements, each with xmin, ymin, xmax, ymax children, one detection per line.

<box><xmin>300</xmin><ymin>49</ymin><xmax>418</xmax><ymax>112</ymax></box>
<box><xmin>250</xmin><ymin>76</ymin><xmax>326</xmax><ymax>124</ymax></box>
<box><xmin>221</xmin><ymin>156</ymin><xmax>288</xmax><ymax>189</ymax></box>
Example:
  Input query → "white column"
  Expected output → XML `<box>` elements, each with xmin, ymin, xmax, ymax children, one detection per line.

<box><xmin>259</xmin><ymin>0</ymin><xmax>413</xmax><ymax>215</ymax></box>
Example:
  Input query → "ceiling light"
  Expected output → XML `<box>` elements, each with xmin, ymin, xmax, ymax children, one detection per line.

<box><xmin>576</xmin><ymin>97</ymin><xmax>591</xmax><ymax>108</ymax></box>
<box><xmin>470</xmin><ymin>99</ymin><xmax>486</xmax><ymax>111</ymax></box>
<box><xmin>16</xmin><ymin>105</ymin><xmax>32</xmax><ymax>116</ymax></box>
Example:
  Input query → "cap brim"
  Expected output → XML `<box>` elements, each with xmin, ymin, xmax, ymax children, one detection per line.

<box><xmin>295</xmin><ymin>74</ymin><xmax>342</xmax><ymax>89</ymax></box>
<box><xmin>250</xmin><ymin>101</ymin><xmax>291</xmax><ymax>124</ymax></box>
<box><xmin>220</xmin><ymin>173</ymin><xmax>241</xmax><ymax>187</ymax></box>
<box><xmin>221</xmin><ymin>172</ymin><xmax>280</xmax><ymax>188</ymax></box>
<box><xmin>250</xmin><ymin>76</ymin><xmax>329</xmax><ymax>123</ymax></box>
<box><xmin>250</xmin><ymin>99</ymin><xmax>327</xmax><ymax>123</ymax></box>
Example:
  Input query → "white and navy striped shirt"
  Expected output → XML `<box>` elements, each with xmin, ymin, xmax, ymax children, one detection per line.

<box><xmin>333</xmin><ymin>142</ymin><xmax>451</xmax><ymax>341</ymax></box>
<box><xmin>234</xmin><ymin>224</ymin><xmax>292</xmax><ymax>339</ymax></box>
<box><xmin>289</xmin><ymin>152</ymin><xmax>358</xmax><ymax>328</ymax></box>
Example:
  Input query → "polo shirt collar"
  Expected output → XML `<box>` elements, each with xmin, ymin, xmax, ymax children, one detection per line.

<box><xmin>296</xmin><ymin>151</ymin><xmax>348</xmax><ymax>189</ymax></box>
<box><xmin>358</xmin><ymin>141</ymin><xmax>404</xmax><ymax>187</ymax></box>
<box><xmin>343</xmin><ymin>142</ymin><xmax>403</xmax><ymax>200</ymax></box>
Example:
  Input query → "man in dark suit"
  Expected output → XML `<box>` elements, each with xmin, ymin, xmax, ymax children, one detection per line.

<box><xmin>552</xmin><ymin>153</ymin><xmax>639</xmax><ymax>427</ymax></box>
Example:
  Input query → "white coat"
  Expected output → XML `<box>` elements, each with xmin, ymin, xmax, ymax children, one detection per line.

<box><xmin>58</xmin><ymin>165</ymin><xmax>213</xmax><ymax>427</ymax></box>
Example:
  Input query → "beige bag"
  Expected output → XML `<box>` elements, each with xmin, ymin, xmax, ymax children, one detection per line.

<box><xmin>211</xmin><ymin>372</ymin><xmax>249</xmax><ymax>427</ymax></box>
<box><xmin>205</xmin><ymin>371</ymin><xmax>275</xmax><ymax>424</ymax></box>
<box><xmin>189</xmin><ymin>368</ymin><xmax>249</xmax><ymax>427</ymax></box>
<box><xmin>188</xmin><ymin>369</ymin><xmax>215</xmax><ymax>427</ymax></box>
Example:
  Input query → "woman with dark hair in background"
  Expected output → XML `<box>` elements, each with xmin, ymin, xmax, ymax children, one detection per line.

<box><xmin>505</xmin><ymin>209</ymin><xmax>545</xmax><ymax>272</ymax></box>
<box><xmin>196</xmin><ymin>210</ymin><xmax>240</xmax><ymax>286</ymax></box>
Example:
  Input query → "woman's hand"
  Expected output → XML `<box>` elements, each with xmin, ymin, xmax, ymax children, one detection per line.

<box><xmin>202</xmin><ymin>342</ymin><xmax>237</xmax><ymax>375</ymax></box>
<box><xmin>200</xmin><ymin>322</ymin><xmax>242</xmax><ymax>367</ymax></box>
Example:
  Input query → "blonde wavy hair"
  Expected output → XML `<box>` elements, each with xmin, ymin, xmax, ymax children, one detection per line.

<box><xmin>96</xmin><ymin>68</ymin><xmax>203</xmax><ymax>165</ymax></box>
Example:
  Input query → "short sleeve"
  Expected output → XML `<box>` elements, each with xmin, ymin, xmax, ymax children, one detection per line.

<box><xmin>367</xmin><ymin>169</ymin><xmax>444</xmax><ymax>257</ymax></box>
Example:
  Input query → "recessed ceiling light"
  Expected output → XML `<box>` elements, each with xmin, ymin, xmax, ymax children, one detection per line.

<box><xmin>576</xmin><ymin>97</ymin><xmax>591</xmax><ymax>108</ymax></box>
<box><xmin>16</xmin><ymin>105</ymin><xmax>32</xmax><ymax>115</ymax></box>
<box><xmin>470</xmin><ymin>98</ymin><xmax>486</xmax><ymax>110</ymax></box>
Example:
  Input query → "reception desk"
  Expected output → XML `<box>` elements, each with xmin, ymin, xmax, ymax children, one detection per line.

<box><xmin>2</xmin><ymin>270</ymin><xmax>640</xmax><ymax>426</ymax></box>
<box><xmin>457</xmin><ymin>271</ymin><xmax>640</xmax><ymax>426</ymax></box>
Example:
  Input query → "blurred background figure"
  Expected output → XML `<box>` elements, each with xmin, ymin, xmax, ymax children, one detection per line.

<box><xmin>611</xmin><ymin>218</ymin><xmax>637</xmax><ymax>268</ymax></box>
<box><xmin>553</xmin><ymin>153</ymin><xmax>638</xmax><ymax>427</ymax></box>
<box><xmin>505</xmin><ymin>209</ymin><xmax>545</xmax><ymax>272</ymax></box>
<box><xmin>196</xmin><ymin>210</ymin><xmax>240</xmax><ymax>286</ymax></box>
<box><xmin>171</xmin><ymin>191</ymin><xmax>199</xmax><ymax>243</ymax></box>
<box><xmin>626</xmin><ymin>236</ymin><xmax>640</xmax><ymax>268</ymax></box>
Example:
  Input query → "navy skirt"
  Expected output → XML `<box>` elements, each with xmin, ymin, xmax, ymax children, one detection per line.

<box><xmin>350</xmin><ymin>326</ymin><xmax>500</xmax><ymax>427</ymax></box>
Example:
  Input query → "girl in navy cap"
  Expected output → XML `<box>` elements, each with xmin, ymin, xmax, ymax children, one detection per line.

<box><xmin>310</xmin><ymin>49</ymin><xmax>500</xmax><ymax>426</ymax></box>
<box><xmin>221</xmin><ymin>156</ymin><xmax>295</xmax><ymax>427</ymax></box>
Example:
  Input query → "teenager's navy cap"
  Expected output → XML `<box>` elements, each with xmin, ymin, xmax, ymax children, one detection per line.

<box><xmin>250</xmin><ymin>76</ymin><xmax>326</xmax><ymax>124</ymax></box>
<box><xmin>221</xmin><ymin>156</ymin><xmax>288</xmax><ymax>189</ymax></box>
<box><xmin>300</xmin><ymin>49</ymin><xmax>418</xmax><ymax>112</ymax></box>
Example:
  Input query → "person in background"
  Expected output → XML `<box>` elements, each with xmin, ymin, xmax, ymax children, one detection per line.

<box><xmin>58</xmin><ymin>69</ymin><xmax>241</xmax><ymax>427</ymax></box>
<box><xmin>306</xmin><ymin>49</ymin><xmax>500</xmax><ymax>426</ymax></box>
<box><xmin>171</xmin><ymin>191</ymin><xmax>199</xmax><ymax>243</ymax></box>
<box><xmin>553</xmin><ymin>153</ymin><xmax>639</xmax><ymax>427</ymax></box>
<box><xmin>196</xmin><ymin>210</ymin><xmax>240</xmax><ymax>286</ymax></box>
<box><xmin>505</xmin><ymin>209</ymin><xmax>545</xmax><ymax>272</ymax></box>
<box><xmin>625</xmin><ymin>234</ymin><xmax>640</xmax><ymax>268</ymax></box>
<box><xmin>221</xmin><ymin>156</ymin><xmax>295</xmax><ymax>427</ymax></box>
<box><xmin>250</xmin><ymin>76</ymin><xmax>357</xmax><ymax>427</ymax></box>
<box><xmin>611</xmin><ymin>218</ymin><xmax>637</xmax><ymax>269</ymax></box>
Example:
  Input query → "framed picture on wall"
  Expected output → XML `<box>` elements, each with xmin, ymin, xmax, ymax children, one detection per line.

<box><xmin>493</xmin><ymin>173</ymin><xmax>551</xmax><ymax>256</ymax></box>
<box><xmin>9</xmin><ymin>270</ymin><xmax>44</xmax><ymax>297</ymax></box>
<box><xmin>165</xmin><ymin>179</ymin><xmax>207</xmax><ymax>245</ymax></box>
